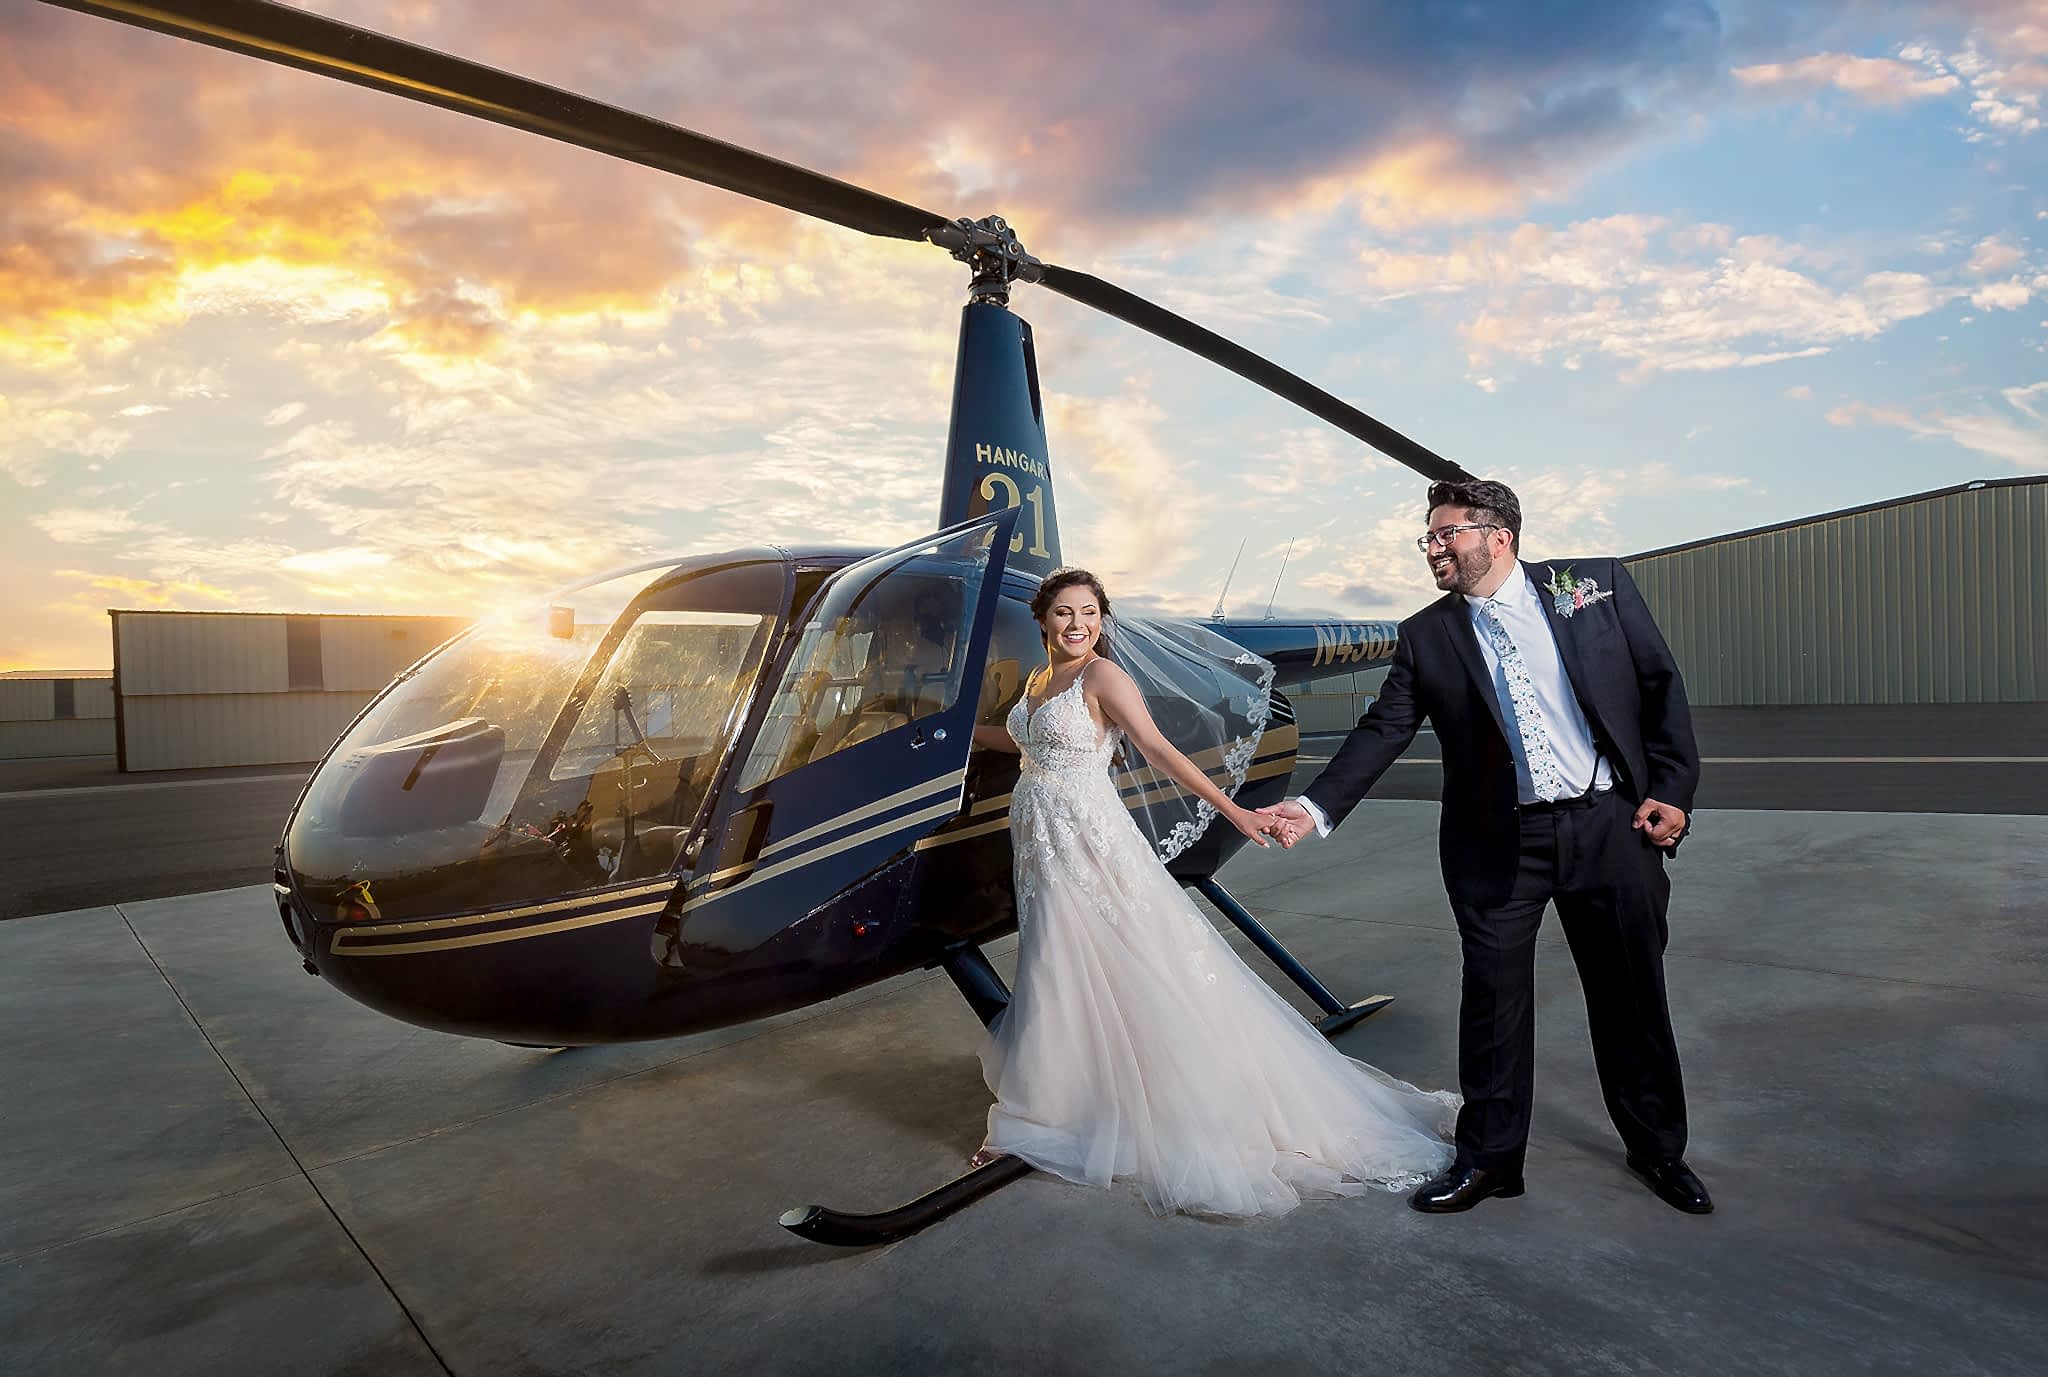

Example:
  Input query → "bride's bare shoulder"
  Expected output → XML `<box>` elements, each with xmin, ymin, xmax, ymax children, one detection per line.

<box><xmin>1083</xmin><ymin>657</ymin><xmax>1136</xmax><ymax>692</ymax></box>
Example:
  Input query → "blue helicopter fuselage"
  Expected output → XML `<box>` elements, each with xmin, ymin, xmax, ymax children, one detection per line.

<box><xmin>273</xmin><ymin>531</ymin><xmax>1387</xmax><ymax>1044</ymax></box>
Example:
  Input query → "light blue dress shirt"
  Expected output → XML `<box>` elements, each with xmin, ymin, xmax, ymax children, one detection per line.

<box><xmin>1294</xmin><ymin>561</ymin><xmax>1609</xmax><ymax>836</ymax></box>
<box><xmin>1463</xmin><ymin>561</ymin><xmax>1611</xmax><ymax>805</ymax></box>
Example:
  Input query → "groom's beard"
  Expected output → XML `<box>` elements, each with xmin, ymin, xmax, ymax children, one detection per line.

<box><xmin>1431</xmin><ymin>544</ymin><xmax>1492</xmax><ymax>594</ymax></box>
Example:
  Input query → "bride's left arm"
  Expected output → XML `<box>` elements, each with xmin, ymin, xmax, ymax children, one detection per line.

<box><xmin>1089</xmin><ymin>662</ymin><xmax>1270</xmax><ymax>846</ymax></box>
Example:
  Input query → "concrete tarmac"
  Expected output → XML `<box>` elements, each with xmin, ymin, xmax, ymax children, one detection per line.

<box><xmin>4</xmin><ymin>799</ymin><xmax>2044</xmax><ymax>1376</ymax></box>
<box><xmin>0</xmin><ymin>760</ymin><xmax>308</xmax><ymax>921</ymax></box>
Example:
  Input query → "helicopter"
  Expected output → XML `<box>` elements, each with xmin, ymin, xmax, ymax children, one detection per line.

<box><xmin>45</xmin><ymin>0</ymin><xmax>1476</xmax><ymax>1244</ymax></box>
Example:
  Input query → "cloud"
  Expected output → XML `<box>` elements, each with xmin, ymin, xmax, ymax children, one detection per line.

<box><xmin>1897</xmin><ymin>37</ymin><xmax>2045</xmax><ymax>140</ymax></box>
<box><xmin>31</xmin><ymin>507</ymin><xmax>145</xmax><ymax>544</ymax></box>
<box><xmin>1732</xmin><ymin>53</ymin><xmax>1960</xmax><ymax>104</ymax></box>
<box><xmin>1049</xmin><ymin>387</ymin><xmax>1203</xmax><ymax>590</ymax></box>
<box><xmin>276</xmin><ymin>546</ymin><xmax>395</xmax><ymax>577</ymax></box>
<box><xmin>1969</xmin><ymin>278</ymin><xmax>2035</xmax><ymax>309</ymax></box>
<box><xmin>1825</xmin><ymin>384</ymin><xmax>2048</xmax><ymax>467</ymax></box>
<box><xmin>0</xmin><ymin>392</ymin><xmax>133</xmax><ymax>485</ymax></box>
<box><xmin>1354</xmin><ymin>215</ymin><xmax>2005</xmax><ymax>377</ymax></box>
<box><xmin>1967</xmin><ymin>236</ymin><xmax>2027</xmax><ymax>274</ymax></box>
<box><xmin>1290</xmin><ymin>458</ymin><xmax>1758</xmax><ymax>616</ymax></box>
<box><xmin>1237</xmin><ymin>425</ymin><xmax>1377</xmax><ymax>501</ymax></box>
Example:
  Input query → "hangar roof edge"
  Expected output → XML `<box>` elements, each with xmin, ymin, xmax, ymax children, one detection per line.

<box><xmin>1626</xmin><ymin>474</ymin><xmax>2047</xmax><ymax>563</ymax></box>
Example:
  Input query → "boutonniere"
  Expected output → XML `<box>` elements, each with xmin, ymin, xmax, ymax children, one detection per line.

<box><xmin>1545</xmin><ymin>565</ymin><xmax>1614</xmax><ymax>618</ymax></box>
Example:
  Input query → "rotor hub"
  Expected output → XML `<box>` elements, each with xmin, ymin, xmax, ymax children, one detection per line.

<box><xmin>926</xmin><ymin>215</ymin><xmax>1044</xmax><ymax>307</ymax></box>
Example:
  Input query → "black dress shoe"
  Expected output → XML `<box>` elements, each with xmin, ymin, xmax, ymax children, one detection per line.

<box><xmin>1409</xmin><ymin>1164</ymin><xmax>1525</xmax><ymax>1214</ymax></box>
<box><xmin>1626</xmin><ymin>1155</ymin><xmax>1713</xmax><ymax>1214</ymax></box>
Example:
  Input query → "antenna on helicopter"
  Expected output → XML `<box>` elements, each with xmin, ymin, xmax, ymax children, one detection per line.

<box><xmin>1208</xmin><ymin>539</ymin><xmax>1247</xmax><ymax>621</ymax></box>
<box><xmin>1263</xmin><ymin>538</ymin><xmax>1296</xmax><ymax>620</ymax></box>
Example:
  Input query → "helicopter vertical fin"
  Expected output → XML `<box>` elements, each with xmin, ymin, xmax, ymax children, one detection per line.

<box><xmin>937</xmin><ymin>303</ymin><xmax>1062</xmax><ymax>582</ymax></box>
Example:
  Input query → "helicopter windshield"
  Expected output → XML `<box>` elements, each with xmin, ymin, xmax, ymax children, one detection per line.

<box><xmin>284</xmin><ymin>558</ymin><xmax>783</xmax><ymax>925</ymax></box>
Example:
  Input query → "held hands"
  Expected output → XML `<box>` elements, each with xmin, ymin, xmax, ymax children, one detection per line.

<box><xmin>1633</xmin><ymin>797</ymin><xmax>1688</xmax><ymax>848</ymax></box>
<box><xmin>1226</xmin><ymin>801</ymin><xmax>1313</xmax><ymax>849</ymax></box>
<box><xmin>1225</xmin><ymin>804</ymin><xmax>1276</xmax><ymax>848</ymax></box>
<box><xmin>1254</xmin><ymin>800</ymin><xmax>1313</xmax><ymax>849</ymax></box>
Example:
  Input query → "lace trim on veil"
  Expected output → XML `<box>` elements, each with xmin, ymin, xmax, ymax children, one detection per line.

<box><xmin>1150</xmin><ymin>648</ymin><xmax>1278</xmax><ymax>863</ymax></box>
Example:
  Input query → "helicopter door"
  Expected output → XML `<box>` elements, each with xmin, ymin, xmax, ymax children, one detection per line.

<box><xmin>675</xmin><ymin>509</ymin><xmax>1020</xmax><ymax>952</ymax></box>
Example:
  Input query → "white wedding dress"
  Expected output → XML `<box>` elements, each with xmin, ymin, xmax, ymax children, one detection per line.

<box><xmin>980</xmin><ymin>660</ymin><xmax>1459</xmax><ymax>1218</ymax></box>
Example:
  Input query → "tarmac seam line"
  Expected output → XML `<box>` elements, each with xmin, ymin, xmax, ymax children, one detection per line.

<box><xmin>113</xmin><ymin>902</ymin><xmax>459</xmax><ymax>1377</ymax></box>
<box><xmin>1243</xmin><ymin>903</ymin><xmax>2048</xmax><ymax>1002</ymax></box>
<box><xmin>0</xmin><ymin>1168</ymin><xmax>309</xmax><ymax>1268</ymax></box>
<box><xmin>1660</xmin><ymin>947</ymin><xmax>2048</xmax><ymax>1002</ymax></box>
<box><xmin>0</xmin><ymin>773</ymin><xmax>309</xmax><ymax>801</ymax></box>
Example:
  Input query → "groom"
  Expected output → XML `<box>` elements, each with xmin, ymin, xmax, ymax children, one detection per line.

<box><xmin>1260</xmin><ymin>478</ymin><xmax>1710</xmax><ymax>1216</ymax></box>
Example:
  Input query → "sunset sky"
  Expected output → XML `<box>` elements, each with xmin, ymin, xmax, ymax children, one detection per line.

<box><xmin>3</xmin><ymin>0</ymin><xmax>2045</xmax><ymax>671</ymax></box>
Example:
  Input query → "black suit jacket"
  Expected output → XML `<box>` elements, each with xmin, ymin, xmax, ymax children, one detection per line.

<box><xmin>1302</xmin><ymin>558</ymin><xmax>1700</xmax><ymax>906</ymax></box>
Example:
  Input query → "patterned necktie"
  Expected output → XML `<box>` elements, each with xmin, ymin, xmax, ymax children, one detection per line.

<box><xmin>1478</xmin><ymin>600</ymin><xmax>1567</xmax><ymax>801</ymax></box>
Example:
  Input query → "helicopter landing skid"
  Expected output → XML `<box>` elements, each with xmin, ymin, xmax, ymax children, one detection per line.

<box><xmin>779</xmin><ymin>1153</ymin><xmax>1036</xmax><ymax>1246</ymax></box>
<box><xmin>781</xmin><ymin>941</ymin><xmax>1037</xmax><ymax>1246</ymax></box>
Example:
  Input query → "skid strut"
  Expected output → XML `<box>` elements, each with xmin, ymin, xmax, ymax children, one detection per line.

<box><xmin>1192</xmin><ymin>878</ymin><xmax>1392</xmax><ymax>1038</ymax></box>
<box><xmin>781</xmin><ymin>904</ymin><xmax>1393</xmax><ymax>1247</ymax></box>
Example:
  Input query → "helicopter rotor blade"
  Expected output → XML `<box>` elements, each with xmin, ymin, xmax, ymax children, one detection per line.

<box><xmin>41</xmin><ymin>0</ymin><xmax>950</xmax><ymax>243</ymax></box>
<box><xmin>1037</xmin><ymin>264</ymin><xmax>1471</xmax><ymax>483</ymax></box>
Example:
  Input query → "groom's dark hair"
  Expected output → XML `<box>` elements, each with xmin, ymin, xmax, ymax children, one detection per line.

<box><xmin>1426</xmin><ymin>478</ymin><xmax>1521</xmax><ymax>551</ymax></box>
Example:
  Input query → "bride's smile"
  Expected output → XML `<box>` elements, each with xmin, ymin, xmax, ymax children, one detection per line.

<box><xmin>1043</xmin><ymin>594</ymin><xmax>1102</xmax><ymax>663</ymax></box>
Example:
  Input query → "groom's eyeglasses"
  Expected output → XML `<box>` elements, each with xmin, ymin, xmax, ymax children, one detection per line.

<box><xmin>1416</xmin><ymin>523</ymin><xmax>1499</xmax><ymax>552</ymax></box>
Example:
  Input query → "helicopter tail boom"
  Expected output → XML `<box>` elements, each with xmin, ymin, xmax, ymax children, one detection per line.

<box><xmin>1211</xmin><ymin>617</ymin><xmax>1402</xmax><ymax>684</ymax></box>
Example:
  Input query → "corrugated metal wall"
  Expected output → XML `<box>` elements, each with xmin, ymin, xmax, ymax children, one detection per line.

<box><xmin>113</xmin><ymin>612</ymin><xmax>470</xmax><ymax>771</ymax></box>
<box><xmin>1279</xmin><ymin>666</ymin><xmax>1391</xmax><ymax>733</ymax></box>
<box><xmin>1626</xmin><ymin>478</ymin><xmax>2046</xmax><ymax>706</ymax></box>
<box><xmin>0</xmin><ymin>676</ymin><xmax>117</xmax><ymax>759</ymax></box>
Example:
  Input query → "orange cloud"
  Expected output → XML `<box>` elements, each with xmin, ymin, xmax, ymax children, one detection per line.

<box><xmin>1733</xmin><ymin>53</ymin><xmax>1961</xmax><ymax>105</ymax></box>
<box><xmin>1344</xmin><ymin>138</ymin><xmax>1529</xmax><ymax>229</ymax></box>
<box><xmin>0</xmin><ymin>13</ymin><xmax>729</xmax><ymax>369</ymax></box>
<box><xmin>56</xmin><ymin>569</ymin><xmax>241</xmax><ymax>608</ymax></box>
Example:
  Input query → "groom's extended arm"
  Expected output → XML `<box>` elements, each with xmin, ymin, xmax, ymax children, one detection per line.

<box><xmin>1609</xmin><ymin>561</ymin><xmax>1699</xmax><ymax>814</ymax></box>
<box><xmin>1298</xmin><ymin>622</ymin><xmax>1425</xmax><ymax>832</ymax></box>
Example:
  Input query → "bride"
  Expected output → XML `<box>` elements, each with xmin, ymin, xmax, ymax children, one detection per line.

<box><xmin>968</xmin><ymin>567</ymin><xmax>1457</xmax><ymax>1219</ymax></box>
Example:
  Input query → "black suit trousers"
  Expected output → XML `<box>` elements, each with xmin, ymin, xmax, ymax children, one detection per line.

<box><xmin>1450</xmin><ymin>788</ymin><xmax>1688</xmax><ymax>1173</ymax></box>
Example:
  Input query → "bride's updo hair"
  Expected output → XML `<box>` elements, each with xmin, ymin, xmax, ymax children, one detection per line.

<box><xmin>1031</xmin><ymin>568</ymin><xmax>1113</xmax><ymax>655</ymax></box>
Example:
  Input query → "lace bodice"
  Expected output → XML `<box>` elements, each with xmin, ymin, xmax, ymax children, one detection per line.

<box><xmin>1003</xmin><ymin>661</ymin><xmax>1134</xmax><ymax>916</ymax></box>
<box><xmin>1005</xmin><ymin>661</ymin><xmax>1120</xmax><ymax>778</ymax></box>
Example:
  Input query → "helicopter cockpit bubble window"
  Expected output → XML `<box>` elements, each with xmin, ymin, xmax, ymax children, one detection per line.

<box><xmin>737</xmin><ymin>527</ymin><xmax>995</xmax><ymax>793</ymax></box>
<box><xmin>548</xmin><ymin>610</ymin><xmax>771</xmax><ymax>783</ymax></box>
<box><xmin>283</xmin><ymin>558</ymin><xmax>784</xmax><ymax>925</ymax></box>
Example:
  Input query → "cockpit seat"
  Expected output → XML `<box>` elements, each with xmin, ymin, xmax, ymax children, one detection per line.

<box><xmin>813</xmin><ymin>697</ymin><xmax>910</xmax><ymax>757</ymax></box>
<box><xmin>621</xmin><ymin>825</ymin><xmax>691</xmax><ymax>879</ymax></box>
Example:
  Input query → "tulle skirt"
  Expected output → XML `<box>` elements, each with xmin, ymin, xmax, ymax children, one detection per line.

<box><xmin>981</xmin><ymin>773</ymin><xmax>1459</xmax><ymax>1219</ymax></box>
